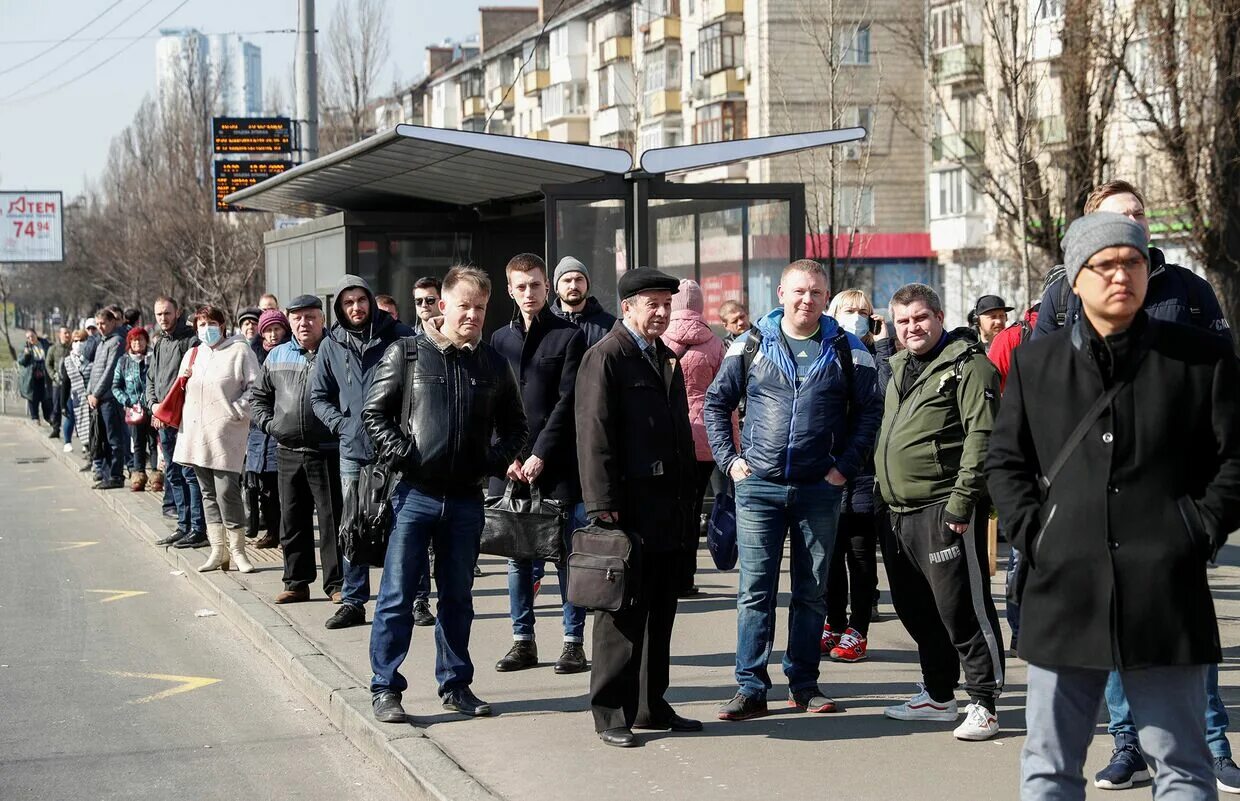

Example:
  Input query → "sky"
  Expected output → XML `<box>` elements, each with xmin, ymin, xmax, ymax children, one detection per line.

<box><xmin>0</xmin><ymin>0</ymin><xmax>532</xmax><ymax>198</ymax></box>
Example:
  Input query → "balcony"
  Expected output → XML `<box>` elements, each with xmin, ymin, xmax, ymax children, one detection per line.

<box><xmin>462</xmin><ymin>95</ymin><xmax>486</xmax><ymax>119</ymax></box>
<box><xmin>709</xmin><ymin>68</ymin><xmax>745</xmax><ymax>98</ymax></box>
<box><xmin>1040</xmin><ymin>114</ymin><xmax>1066</xmax><ymax>145</ymax></box>
<box><xmin>704</xmin><ymin>0</ymin><xmax>744</xmax><ymax>22</ymax></box>
<box><xmin>528</xmin><ymin>128</ymin><xmax>550</xmax><ymax>141</ymax></box>
<box><xmin>644</xmin><ymin>90</ymin><xmax>682</xmax><ymax>117</ymax></box>
<box><xmin>595</xmin><ymin>105</ymin><xmax>634</xmax><ymax>137</ymax></box>
<box><xmin>488</xmin><ymin>85</ymin><xmax>514</xmax><ymax>109</ymax></box>
<box><xmin>644</xmin><ymin>17</ymin><xmax>681</xmax><ymax>50</ymax></box>
<box><xmin>930</xmin><ymin>212</ymin><xmax>988</xmax><ymax>252</ymax></box>
<box><xmin>523</xmin><ymin>69</ymin><xmax>549</xmax><ymax>96</ymax></box>
<box><xmin>599</xmin><ymin>36</ymin><xmax>633</xmax><ymax>66</ymax></box>
<box><xmin>932</xmin><ymin>45</ymin><xmax>983</xmax><ymax>86</ymax></box>
<box><xmin>931</xmin><ymin>131</ymin><xmax>985</xmax><ymax>162</ymax></box>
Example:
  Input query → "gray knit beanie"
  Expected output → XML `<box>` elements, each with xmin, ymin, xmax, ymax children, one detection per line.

<box><xmin>1062</xmin><ymin>212</ymin><xmax>1149</xmax><ymax>287</ymax></box>
<box><xmin>553</xmin><ymin>256</ymin><xmax>589</xmax><ymax>288</ymax></box>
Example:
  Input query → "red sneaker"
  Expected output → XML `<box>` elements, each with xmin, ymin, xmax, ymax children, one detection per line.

<box><xmin>829</xmin><ymin>628</ymin><xmax>868</xmax><ymax>663</ymax></box>
<box><xmin>820</xmin><ymin>624</ymin><xmax>840</xmax><ymax>655</ymax></box>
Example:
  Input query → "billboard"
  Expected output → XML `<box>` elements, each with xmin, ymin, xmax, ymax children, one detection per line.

<box><xmin>1</xmin><ymin>191</ymin><xmax>64</xmax><ymax>262</ymax></box>
<box><xmin>214</xmin><ymin>160</ymin><xmax>293</xmax><ymax>212</ymax></box>
<box><xmin>212</xmin><ymin>117</ymin><xmax>293</xmax><ymax>154</ymax></box>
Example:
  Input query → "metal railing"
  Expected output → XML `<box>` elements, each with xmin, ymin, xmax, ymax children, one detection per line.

<box><xmin>0</xmin><ymin>368</ymin><xmax>22</xmax><ymax>416</ymax></box>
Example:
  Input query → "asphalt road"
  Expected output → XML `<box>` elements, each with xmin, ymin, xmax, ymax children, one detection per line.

<box><xmin>0</xmin><ymin>423</ymin><xmax>404</xmax><ymax>801</ymax></box>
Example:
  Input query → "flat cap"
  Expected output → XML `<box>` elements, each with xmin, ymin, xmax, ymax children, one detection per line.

<box><xmin>618</xmin><ymin>267</ymin><xmax>680</xmax><ymax>301</ymax></box>
<box><xmin>236</xmin><ymin>307</ymin><xmax>262</xmax><ymax>324</ymax></box>
<box><xmin>286</xmin><ymin>294</ymin><xmax>323</xmax><ymax>312</ymax></box>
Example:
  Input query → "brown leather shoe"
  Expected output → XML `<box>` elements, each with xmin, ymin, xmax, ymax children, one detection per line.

<box><xmin>253</xmin><ymin>534</ymin><xmax>279</xmax><ymax>549</ymax></box>
<box><xmin>274</xmin><ymin>586</ymin><xmax>310</xmax><ymax>604</ymax></box>
<box><xmin>330</xmin><ymin>591</ymin><xmax>343</xmax><ymax>604</ymax></box>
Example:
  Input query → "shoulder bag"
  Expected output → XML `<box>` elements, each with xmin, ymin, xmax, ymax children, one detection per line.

<box><xmin>153</xmin><ymin>347</ymin><xmax>198</xmax><ymax>428</ymax></box>
<box><xmin>480</xmin><ymin>480</ymin><xmax>566</xmax><ymax>561</ymax></box>
<box><xmin>566</xmin><ymin>521</ymin><xmax>640</xmax><ymax>612</ymax></box>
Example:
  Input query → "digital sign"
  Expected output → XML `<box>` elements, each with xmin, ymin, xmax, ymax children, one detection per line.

<box><xmin>1</xmin><ymin>191</ymin><xmax>64</xmax><ymax>262</ymax></box>
<box><xmin>213</xmin><ymin>117</ymin><xmax>293</xmax><ymax>154</ymax></box>
<box><xmin>214</xmin><ymin>160</ymin><xmax>293</xmax><ymax>212</ymax></box>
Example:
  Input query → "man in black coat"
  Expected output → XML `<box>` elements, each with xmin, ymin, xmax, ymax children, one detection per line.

<box><xmin>575</xmin><ymin>267</ymin><xmax>702</xmax><ymax>748</ymax></box>
<box><xmin>987</xmin><ymin>212</ymin><xmax>1240</xmax><ymax>800</ymax></box>
<box><xmin>490</xmin><ymin>254</ymin><xmax>590</xmax><ymax>675</ymax></box>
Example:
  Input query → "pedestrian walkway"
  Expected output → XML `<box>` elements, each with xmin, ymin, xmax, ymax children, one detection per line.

<box><xmin>9</xmin><ymin>415</ymin><xmax>1240</xmax><ymax>800</ymax></box>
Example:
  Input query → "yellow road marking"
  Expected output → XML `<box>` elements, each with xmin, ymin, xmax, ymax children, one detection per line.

<box><xmin>53</xmin><ymin>541</ymin><xmax>98</xmax><ymax>551</ymax></box>
<box><xmin>105</xmin><ymin>671</ymin><xmax>221</xmax><ymax>704</ymax></box>
<box><xmin>87</xmin><ymin>590</ymin><xmax>148</xmax><ymax>603</ymax></box>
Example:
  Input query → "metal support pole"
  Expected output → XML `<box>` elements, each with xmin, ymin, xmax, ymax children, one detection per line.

<box><xmin>296</xmin><ymin>0</ymin><xmax>319</xmax><ymax>164</ymax></box>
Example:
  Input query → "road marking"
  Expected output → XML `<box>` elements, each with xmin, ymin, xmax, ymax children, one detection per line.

<box><xmin>23</xmin><ymin>485</ymin><xmax>56</xmax><ymax>491</ymax></box>
<box><xmin>58</xmin><ymin>508</ymin><xmax>78</xmax><ymax>512</ymax></box>
<box><xmin>53</xmin><ymin>541</ymin><xmax>98</xmax><ymax>551</ymax></box>
<box><xmin>87</xmin><ymin>590</ymin><xmax>148</xmax><ymax>603</ymax></box>
<box><xmin>105</xmin><ymin>671</ymin><xmax>221</xmax><ymax>704</ymax></box>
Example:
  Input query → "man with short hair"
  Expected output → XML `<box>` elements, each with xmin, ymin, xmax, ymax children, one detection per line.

<box><xmin>364</xmin><ymin>266</ymin><xmax>527</xmax><ymax>723</ymax></box>
<box><xmin>574</xmin><ymin>267</ymin><xmax>702</xmax><ymax>748</ymax></box>
<box><xmin>311</xmin><ymin>276</ymin><xmax>415</xmax><ymax>620</ymax></box>
<box><xmin>718</xmin><ymin>299</ymin><xmax>754</xmax><ymax>344</ymax></box>
<box><xmin>46</xmin><ymin>326</ymin><xmax>71</xmax><ymax>438</ymax></box>
<box><xmin>705</xmin><ymin>259</ymin><xmax>883</xmax><ymax>721</ymax></box>
<box><xmin>411</xmin><ymin>276</ymin><xmax>442</xmax><ymax>335</ymax></box>
<box><xmin>875</xmin><ymin>282</ymin><xmax>1006</xmax><ymax>741</ymax></box>
<box><xmin>87</xmin><ymin>308</ymin><xmax>127</xmax><ymax>490</ymax></box>
<box><xmin>147</xmin><ymin>296</ymin><xmax>206</xmax><ymax>548</ymax></box>
<box><xmin>490</xmin><ymin>253</ymin><xmax>590</xmax><ymax>675</ymax></box>
<box><xmin>971</xmin><ymin>295</ymin><xmax>1013</xmax><ymax>350</ymax></box>
<box><xmin>550</xmin><ymin>256</ymin><xmax>617</xmax><ymax>347</ymax></box>
<box><xmin>375</xmin><ymin>294</ymin><xmax>400</xmax><ymax>322</ymax></box>
<box><xmin>988</xmin><ymin>212</ymin><xmax>1240</xmax><ymax>799</ymax></box>
<box><xmin>259</xmin><ymin>293</ymin><xmax>280</xmax><ymax>312</ymax></box>
<box><xmin>250</xmin><ymin>296</ymin><xmax>346</xmax><ymax>615</ymax></box>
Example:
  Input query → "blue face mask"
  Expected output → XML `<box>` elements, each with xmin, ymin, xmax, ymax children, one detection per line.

<box><xmin>836</xmin><ymin>312</ymin><xmax>870</xmax><ymax>339</ymax></box>
<box><xmin>199</xmin><ymin>324</ymin><xmax>223</xmax><ymax>347</ymax></box>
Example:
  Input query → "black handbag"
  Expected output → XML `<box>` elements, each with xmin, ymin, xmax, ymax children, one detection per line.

<box><xmin>340</xmin><ymin>460</ymin><xmax>398</xmax><ymax>567</ymax></box>
<box><xmin>566</xmin><ymin>522</ymin><xmax>640</xmax><ymax>612</ymax></box>
<box><xmin>706</xmin><ymin>489</ymin><xmax>739</xmax><ymax>570</ymax></box>
<box><xmin>480</xmin><ymin>481</ymin><xmax>565</xmax><ymax>561</ymax></box>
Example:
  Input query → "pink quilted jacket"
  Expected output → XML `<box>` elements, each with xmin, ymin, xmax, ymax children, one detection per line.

<box><xmin>662</xmin><ymin>308</ymin><xmax>731</xmax><ymax>462</ymax></box>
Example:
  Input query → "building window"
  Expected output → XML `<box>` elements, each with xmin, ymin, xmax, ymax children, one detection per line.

<box><xmin>433</xmin><ymin>84</ymin><xmax>446</xmax><ymax>110</ymax></box>
<box><xmin>600</xmin><ymin>131</ymin><xmax>636</xmax><ymax>153</ymax></box>
<box><xmin>594</xmin><ymin>9</ymin><xmax>632</xmax><ymax>42</ymax></box>
<box><xmin>838</xmin><ymin>24</ymin><xmax>871</xmax><ymax>65</ymax></box>
<box><xmin>644</xmin><ymin>45</ymin><xmax>682</xmax><ymax>93</ymax></box>
<box><xmin>485</xmin><ymin>56</ymin><xmax>515</xmax><ymax>91</ymax></box>
<box><xmin>462</xmin><ymin>70</ymin><xmax>483</xmax><ymax>100</ymax></box>
<box><xmin>932</xmin><ymin>169</ymin><xmax>979</xmax><ymax>217</ymax></box>
<box><xmin>699</xmin><ymin>18</ymin><xmax>744</xmax><ymax>77</ymax></box>
<box><xmin>598</xmin><ymin>64</ymin><xmax>633</xmax><ymax>109</ymax></box>
<box><xmin>1032</xmin><ymin>0</ymin><xmax>1064</xmax><ymax>21</ymax></box>
<box><xmin>930</xmin><ymin>2</ymin><xmax>964</xmax><ymax>52</ymax></box>
<box><xmin>836</xmin><ymin>186</ymin><xmax>875</xmax><ymax>228</ymax></box>
<box><xmin>647</xmin><ymin>0</ymin><xmax>680</xmax><ymax>14</ymax></box>
<box><xmin>843</xmin><ymin>105</ymin><xmax>873</xmax><ymax>132</ymax></box>
<box><xmin>550</xmin><ymin>26</ymin><xmax>569</xmax><ymax>60</ymax></box>
<box><xmin>694</xmin><ymin>100</ymin><xmax>746</xmax><ymax>143</ymax></box>
<box><xmin>541</xmin><ymin>81</ymin><xmax>589</xmax><ymax>120</ymax></box>
<box><xmin>526</xmin><ymin>39</ymin><xmax>550</xmax><ymax>71</ymax></box>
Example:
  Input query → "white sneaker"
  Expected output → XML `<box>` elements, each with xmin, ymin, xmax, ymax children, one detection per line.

<box><xmin>953</xmin><ymin>702</ymin><xmax>1000</xmax><ymax>741</ymax></box>
<box><xmin>884</xmin><ymin>685</ymin><xmax>959</xmax><ymax>721</ymax></box>
<box><xmin>63</xmin><ymin>443</ymin><xmax>73</xmax><ymax>453</ymax></box>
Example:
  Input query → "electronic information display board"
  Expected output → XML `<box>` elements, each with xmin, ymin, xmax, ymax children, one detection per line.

<box><xmin>213</xmin><ymin>117</ymin><xmax>294</xmax><ymax>154</ymax></box>
<box><xmin>214</xmin><ymin>161</ymin><xmax>293</xmax><ymax>212</ymax></box>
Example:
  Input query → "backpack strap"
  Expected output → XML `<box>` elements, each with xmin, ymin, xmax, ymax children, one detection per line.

<box><xmin>397</xmin><ymin>337</ymin><xmax>418</xmax><ymax>440</ymax></box>
<box><xmin>738</xmin><ymin>326</ymin><xmax>764</xmax><ymax>401</ymax></box>
<box><xmin>1055</xmin><ymin>275</ymin><xmax>1071</xmax><ymax>327</ymax></box>
<box><xmin>1018</xmin><ymin>319</ymin><xmax>1032</xmax><ymax>345</ymax></box>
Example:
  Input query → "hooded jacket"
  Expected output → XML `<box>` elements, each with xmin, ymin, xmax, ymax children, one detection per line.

<box><xmin>704</xmin><ymin>309</ymin><xmax>883</xmax><ymax>485</ymax></box>
<box><xmin>310</xmin><ymin>274</ymin><xmax>415</xmax><ymax>463</ymax></box>
<box><xmin>550</xmin><ymin>296</ymin><xmax>617</xmax><ymax>348</ymax></box>
<box><xmin>661</xmin><ymin>281</ymin><xmax>730</xmax><ymax>462</ymax></box>
<box><xmin>146</xmin><ymin>314</ymin><xmax>198</xmax><ymax>410</ymax></box>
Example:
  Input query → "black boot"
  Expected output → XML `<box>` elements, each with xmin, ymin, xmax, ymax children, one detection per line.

<box><xmin>553</xmin><ymin>642</ymin><xmax>588</xmax><ymax>674</ymax></box>
<box><xmin>495</xmin><ymin>640</ymin><xmax>538</xmax><ymax>672</ymax></box>
<box><xmin>173</xmin><ymin>530</ymin><xmax>208</xmax><ymax>549</ymax></box>
<box><xmin>412</xmin><ymin>598</ymin><xmax>435</xmax><ymax>627</ymax></box>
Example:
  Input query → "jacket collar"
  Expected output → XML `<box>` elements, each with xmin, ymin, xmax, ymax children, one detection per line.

<box><xmin>423</xmin><ymin>316</ymin><xmax>481</xmax><ymax>353</ymax></box>
<box><xmin>890</xmin><ymin>331</ymin><xmax>979</xmax><ymax>394</ymax></box>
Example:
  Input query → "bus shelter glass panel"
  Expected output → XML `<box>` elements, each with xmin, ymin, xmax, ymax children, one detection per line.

<box><xmin>553</xmin><ymin>198</ymin><xmax>627</xmax><ymax>312</ymax></box>
<box><xmin>745</xmin><ymin>199</ymin><xmax>792</xmax><ymax>318</ymax></box>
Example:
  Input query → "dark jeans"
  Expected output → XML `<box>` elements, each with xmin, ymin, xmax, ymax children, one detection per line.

<box><xmin>825</xmin><ymin>511</ymin><xmax>879</xmax><ymax>636</ymax></box>
<box><xmin>276</xmin><ymin>448</ymin><xmax>343</xmax><ymax>596</ymax></box>
<box><xmin>50</xmin><ymin>382</ymin><xmax>63</xmax><ymax>428</ymax></box>
<box><xmin>128</xmin><ymin>420</ymin><xmax>155</xmax><ymax>472</ymax></box>
<box><xmin>158</xmin><ymin>427</ymin><xmax>204</xmax><ymax>535</ymax></box>
<box><xmin>97</xmin><ymin>400</ymin><xmax>128</xmax><ymax>481</ymax></box>
<box><xmin>677</xmin><ymin>461</ymin><xmax>716</xmax><ymax>593</ymax></box>
<box><xmin>245</xmin><ymin>470</ymin><xmax>280</xmax><ymax>540</ymax></box>
<box><xmin>1107</xmin><ymin>663</ymin><xmax>1231</xmax><ymax>759</ymax></box>
<box><xmin>26</xmin><ymin>393</ymin><xmax>51</xmax><ymax>424</ymax></box>
<box><xmin>507</xmin><ymin>502</ymin><xmax>588</xmax><ymax>642</ymax></box>
<box><xmin>370</xmin><ymin>482</ymin><xmax>483</xmax><ymax>697</ymax></box>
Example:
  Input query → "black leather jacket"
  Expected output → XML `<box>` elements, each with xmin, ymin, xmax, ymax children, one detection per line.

<box><xmin>362</xmin><ymin>331</ymin><xmax>527</xmax><ymax>497</ymax></box>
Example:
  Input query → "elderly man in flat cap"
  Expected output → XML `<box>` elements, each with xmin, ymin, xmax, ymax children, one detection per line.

<box><xmin>574</xmin><ymin>267</ymin><xmax>702</xmax><ymax>748</ymax></box>
<box><xmin>987</xmin><ymin>212</ymin><xmax>1240</xmax><ymax>800</ymax></box>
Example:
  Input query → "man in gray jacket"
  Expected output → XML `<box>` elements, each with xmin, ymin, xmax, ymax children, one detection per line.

<box><xmin>87</xmin><ymin>307</ymin><xmax>127</xmax><ymax>490</ymax></box>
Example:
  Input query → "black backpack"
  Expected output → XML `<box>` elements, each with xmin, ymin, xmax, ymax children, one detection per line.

<box><xmin>1054</xmin><ymin>263</ymin><xmax>1205</xmax><ymax>328</ymax></box>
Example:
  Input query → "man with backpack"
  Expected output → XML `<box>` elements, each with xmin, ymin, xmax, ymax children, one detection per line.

<box><xmin>704</xmin><ymin>259</ymin><xmax>882</xmax><ymax>721</ymax></box>
<box><xmin>875</xmin><ymin>282</ymin><xmax>1006</xmax><ymax>742</ymax></box>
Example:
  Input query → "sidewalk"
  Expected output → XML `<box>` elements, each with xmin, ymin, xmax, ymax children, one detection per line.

<box><xmin>13</xmin><ymin>415</ymin><xmax>1240</xmax><ymax>801</ymax></box>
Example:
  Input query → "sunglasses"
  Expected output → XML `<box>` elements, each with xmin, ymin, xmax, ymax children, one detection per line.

<box><xmin>414</xmin><ymin>297</ymin><xmax>439</xmax><ymax>306</ymax></box>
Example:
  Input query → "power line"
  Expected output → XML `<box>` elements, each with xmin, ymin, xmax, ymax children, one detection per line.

<box><xmin>485</xmin><ymin>0</ymin><xmax>570</xmax><ymax>128</ymax></box>
<box><xmin>0</xmin><ymin>29</ymin><xmax>303</xmax><ymax>46</ymax></box>
<box><xmin>0</xmin><ymin>0</ymin><xmax>126</xmax><ymax>77</ymax></box>
<box><xmin>5</xmin><ymin>0</ymin><xmax>193</xmax><ymax>105</ymax></box>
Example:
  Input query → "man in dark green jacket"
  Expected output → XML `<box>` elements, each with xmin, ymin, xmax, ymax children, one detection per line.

<box><xmin>874</xmin><ymin>282</ymin><xmax>1005</xmax><ymax>742</ymax></box>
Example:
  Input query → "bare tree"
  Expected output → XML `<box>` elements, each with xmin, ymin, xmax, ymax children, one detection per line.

<box><xmin>324</xmin><ymin>0</ymin><xmax>392</xmax><ymax>148</ymax></box>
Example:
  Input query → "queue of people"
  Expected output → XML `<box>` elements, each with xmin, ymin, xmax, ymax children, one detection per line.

<box><xmin>20</xmin><ymin>176</ymin><xmax>1240</xmax><ymax>800</ymax></box>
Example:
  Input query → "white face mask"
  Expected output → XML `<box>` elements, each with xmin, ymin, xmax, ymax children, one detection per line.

<box><xmin>71</xmin><ymin>342</ymin><xmax>84</xmax><ymax>356</ymax></box>
<box><xmin>836</xmin><ymin>312</ymin><xmax>870</xmax><ymax>339</ymax></box>
<box><xmin>198</xmin><ymin>324</ymin><xmax>223</xmax><ymax>347</ymax></box>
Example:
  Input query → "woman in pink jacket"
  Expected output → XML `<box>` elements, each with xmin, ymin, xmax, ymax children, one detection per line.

<box><xmin>662</xmin><ymin>279</ymin><xmax>731</xmax><ymax>596</ymax></box>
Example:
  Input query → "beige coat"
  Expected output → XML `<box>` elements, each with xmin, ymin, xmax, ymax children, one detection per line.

<box><xmin>173</xmin><ymin>334</ymin><xmax>259</xmax><ymax>473</ymax></box>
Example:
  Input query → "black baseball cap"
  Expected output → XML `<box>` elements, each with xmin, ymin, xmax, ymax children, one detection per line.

<box><xmin>973</xmin><ymin>295</ymin><xmax>1014</xmax><ymax>315</ymax></box>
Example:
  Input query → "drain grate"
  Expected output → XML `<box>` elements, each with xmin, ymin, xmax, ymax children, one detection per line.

<box><xmin>14</xmin><ymin>457</ymin><xmax>49</xmax><ymax>464</ymax></box>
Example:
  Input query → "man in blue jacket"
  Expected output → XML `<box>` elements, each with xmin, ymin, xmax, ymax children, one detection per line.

<box><xmin>704</xmin><ymin>259</ymin><xmax>883</xmax><ymax>720</ymax></box>
<box><xmin>311</xmin><ymin>276</ymin><xmax>415</xmax><ymax>625</ymax></box>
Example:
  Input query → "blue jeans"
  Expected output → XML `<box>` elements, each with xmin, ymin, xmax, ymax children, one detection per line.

<box><xmin>98</xmin><ymin>399</ymin><xmax>129</xmax><ymax>481</ymax></box>
<box><xmin>62</xmin><ymin>396</ymin><xmax>75</xmax><ymax>443</ymax></box>
<box><xmin>159</xmin><ymin>426</ymin><xmax>204</xmax><ymax>535</ymax></box>
<box><xmin>369</xmin><ymin>482</ymin><xmax>483</xmax><ymax>697</ymax></box>
<box><xmin>1107</xmin><ymin>663</ymin><xmax>1230</xmax><ymax>759</ymax></box>
<box><xmin>734</xmin><ymin>476</ymin><xmax>843</xmax><ymax>698</ymax></box>
<box><xmin>340</xmin><ymin>457</ymin><xmax>429</xmax><ymax>608</ymax></box>
<box><xmin>507</xmin><ymin>502</ymin><xmax>588</xmax><ymax>643</ymax></box>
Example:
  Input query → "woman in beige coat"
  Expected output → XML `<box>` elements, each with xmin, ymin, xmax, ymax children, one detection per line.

<box><xmin>173</xmin><ymin>304</ymin><xmax>260</xmax><ymax>573</ymax></box>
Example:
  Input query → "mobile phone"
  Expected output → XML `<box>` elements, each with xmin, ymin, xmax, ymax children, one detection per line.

<box><xmin>869</xmin><ymin>316</ymin><xmax>883</xmax><ymax>335</ymax></box>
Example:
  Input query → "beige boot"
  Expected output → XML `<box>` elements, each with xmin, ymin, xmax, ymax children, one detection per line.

<box><xmin>226</xmin><ymin>526</ymin><xmax>254</xmax><ymax>574</ymax></box>
<box><xmin>197</xmin><ymin>524</ymin><xmax>230</xmax><ymax>572</ymax></box>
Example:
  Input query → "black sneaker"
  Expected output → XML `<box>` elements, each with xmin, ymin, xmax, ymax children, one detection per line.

<box><xmin>162</xmin><ymin>507</ymin><xmax>179</xmax><ymax>519</ymax></box>
<box><xmin>495</xmin><ymin>640</ymin><xmax>538</xmax><ymax>672</ymax></box>
<box><xmin>155</xmin><ymin>530</ymin><xmax>187</xmax><ymax>547</ymax></box>
<box><xmin>372</xmin><ymin>691</ymin><xmax>406</xmax><ymax>723</ymax></box>
<box><xmin>788</xmin><ymin>687</ymin><xmax>840</xmax><ymax>713</ymax></box>
<box><xmin>325</xmin><ymin>603</ymin><xmax>367</xmax><ymax>630</ymax></box>
<box><xmin>473</xmin><ymin>564</ymin><xmax>483</xmax><ymax>577</ymax></box>
<box><xmin>413</xmin><ymin>598</ymin><xmax>435</xmax><ymax>627</ymax></box>
<box><xmin>442</xmin><ymin>687</ymin><xmax>492</xmax><ymax>717</ymax></box>
<box><xmin>717</xmin><ymin>692</ymin><xmax>768</xmax><ymax>721</ymax></box>
<box><xmin>92</xmin><ymin>478</ymin><xmax>123</xmax><ymax>490</ymax></box>
<box><xmin>553</xmin><ymin>642</ymin><xmax>588</xmax><ymax>674</ymax></box>
<box><xmin>1215</xmin><ymin>756</ymin><xmax>1240</xmax><ymax>794</ymax></box>
<box><xmin>173</xmin><ymin>530</ymin><xmax>208</xmax><ymax>549</ymax></box>
<box><xmin>1094</xmin><ymin>745</ymin><xmax>1150</xmax><ymax>789</ymax></box>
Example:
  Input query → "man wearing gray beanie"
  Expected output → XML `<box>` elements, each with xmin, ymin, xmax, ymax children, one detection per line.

<box><xmin>987</xmin><ymin>207</ymin><xmax>1240</xmax><ymax>798</ymax></box>
<box><xmin>549</xmin><ymin>255</ymin><xmax>617</xmax><ymax>347</ymax></box>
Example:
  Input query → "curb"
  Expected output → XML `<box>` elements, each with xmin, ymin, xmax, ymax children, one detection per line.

<box><xmin>26</xmin><ymin>423</ymin><xmax>501</xmax><ymax>801</ymax></box>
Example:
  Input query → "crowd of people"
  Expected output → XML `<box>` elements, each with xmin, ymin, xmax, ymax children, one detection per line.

<box><xmin>14</xmin><ymin>178</ymin><xmax>1240</xmax><ymax>800</ymax></box>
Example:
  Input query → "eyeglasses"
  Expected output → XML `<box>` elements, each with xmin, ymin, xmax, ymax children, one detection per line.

<box><xmin>1083</xmin><ymin>256</ymin><xmax>1147</xmax><ymax>280</ymax></box>
<box><xmin>414</xmin><ymin>297</ymin><xmax>439</xmax><ymax>306</ymax></box>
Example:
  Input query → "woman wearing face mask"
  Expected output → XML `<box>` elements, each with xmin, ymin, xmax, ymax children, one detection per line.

<box><xmin>173</xmin><ymin>305</ymin><xmax>261</xmax><ymax>574</ymax></box>
<box><xmin>820</xmin><ymin>289</ymin><xmax>889</xmax><ymax>663</ymax></box>
<box><xmin>62</xmin><ymin>329</ymin><xmax>91</xmax><ymax>453</ymax></box>
<box><xmin>113</xmin><ymin>327</ymin><xmax>157</xmax><ymax>491</ymax></box>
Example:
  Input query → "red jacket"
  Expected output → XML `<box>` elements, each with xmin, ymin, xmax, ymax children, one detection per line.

<box><xmin>988</xmin><ymin>307</ymin><xmax>1038</xmax><ymax>393</ymax></box>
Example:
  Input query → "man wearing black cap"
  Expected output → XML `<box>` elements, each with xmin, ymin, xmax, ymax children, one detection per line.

<box><xmin>971</xmin><ymin>295</ymin><xmax>1013</xmax><ymax>351</ymax></box>
<box><xmin>550</xmin><ymin>256</ymin><xmax>617</xmax><ymax>347</ymax></box>
<box><xmin>574</xmin><ymin>267</ymin><xmax>701</xmax><ymax>748</ymax></box>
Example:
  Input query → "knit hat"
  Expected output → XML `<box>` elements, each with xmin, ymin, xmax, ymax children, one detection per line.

<box><xmin>671</xmin><ymin>279</ymin><xmax>704</xmax><ymax>314</ymax></box>
<box><xmin>1062</xmin><ymin>212</ymin><xmax>1149</xmax><ymax>288</ymax></box>
<box><xmin>553</xmin><ymin>256</ymin><xmax>589</xmax><ymax>288</ymax></box>
<box><xmin>257</xmin><ymin>309</ymin><xmax>290</xmax><ymax>336</ymax></box>
<box><xmin>237</xmin><ymin>307</ymin><xmax>262</xmax><ymax>325</ymax></box>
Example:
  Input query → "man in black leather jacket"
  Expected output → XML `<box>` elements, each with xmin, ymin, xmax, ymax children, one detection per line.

<box><xmin>362</xmin><ymin>266</ymin><xmax>527</xmax><ymax>724</ymax></box>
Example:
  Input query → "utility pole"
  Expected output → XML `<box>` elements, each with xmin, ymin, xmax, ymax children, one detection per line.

<box><xmin>296</xmin><ymin>0</ymin><xmax>319</xmax><ymax>163</ymax></box>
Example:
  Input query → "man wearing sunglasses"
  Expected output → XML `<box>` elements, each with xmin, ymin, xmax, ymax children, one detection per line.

<box><xmin>412</xmin><ymin>276</ymin><xmax>443</xmax><ymax>335</ymax></box>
